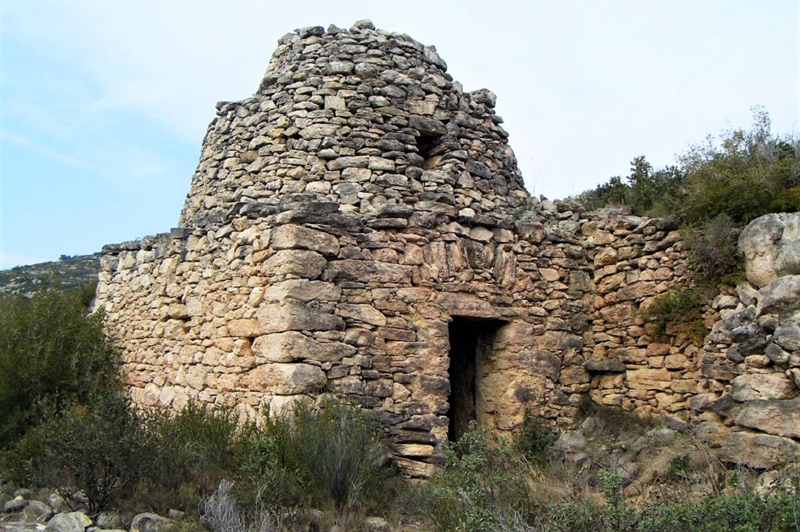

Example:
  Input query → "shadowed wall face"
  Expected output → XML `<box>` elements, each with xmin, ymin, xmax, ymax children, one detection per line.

<box><xmin>448</xmin><ymin>318</ymin><xmax>503</xmax><ymax>442</ymax></box>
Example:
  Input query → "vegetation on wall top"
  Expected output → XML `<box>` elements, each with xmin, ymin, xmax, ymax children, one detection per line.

<box><xmin>575</xmin><ymin>107</ymin><xmax>800</xmax><ymax>226</ymax></box>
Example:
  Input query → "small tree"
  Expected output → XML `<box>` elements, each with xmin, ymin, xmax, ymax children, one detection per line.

<box><xmin>0</xmin><ymin>285</ymin><xmax>120</xmax><ymax>447</ymax></box>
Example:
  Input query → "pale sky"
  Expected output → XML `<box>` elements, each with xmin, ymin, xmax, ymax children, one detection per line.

<box><xmin>1</xmin><ymin>1</ymin><xmax>798</xmax><ymax>269</ymax></box>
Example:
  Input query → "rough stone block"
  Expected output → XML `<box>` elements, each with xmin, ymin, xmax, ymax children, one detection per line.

<box><xmin>271</xmin><ymin>224</ymin><xmax>340</xmax><ymax>257</ymax></box>
<box><xmin>732</xmin><ymin>399</ymin><xmax>800</xmax><ymax>438</ymax></box>
<box><xmin>241</xmin><ymin>363</ymin><xmax>326</xmax><ymax>394</ymax></box>
<box><xmin>263</xmin><ymin>249</ymin><xmax>327</xmax><ymax>279</ymax></box>
<box><xmin>338</xmin><ymin>303</ymin><xmax>387</xmax><ymax>327</ymax></box>
<box><xmin>228</xmin><ymin>319</ymin><xmax>264</xmax><ymax>338</ymax></box>
<box><xmin>263</xmin><ymin>279</ymin><xmax>342</xmax><ymax>302</ymax></box>
<box><xmin>732</xmin><ymin>373</ymin><xmax>797</xmax><ymax>402</ymax></box>
<box><xmin>256</xmin><ymin>300</ymin><xmax>345</xmax><ymax>334</ymax></box>
<box><xmin>323</xmin><ymin>259</ymin><xmax>412</xmax><ymax>284</ymax></box>
<box><xmin>252</xmin><ymin>331</ymin><xmax>356</xmax><ymax>363</ymax></box>
<box><xmin>717</xmin><ymin>431</ymin><xmax>800</xmax><ymax>469</ymax></box>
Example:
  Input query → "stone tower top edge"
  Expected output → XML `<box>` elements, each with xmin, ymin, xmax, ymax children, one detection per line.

<box><xmin>178</xmin><ymin>20</ymin><xmax>528</xmax><ymax>228</ymax></box>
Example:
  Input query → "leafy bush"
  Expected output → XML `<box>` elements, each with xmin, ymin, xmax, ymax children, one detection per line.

<box><xmin>640</xmin><ymin>288</ymin><xmax>706</xmax><ymax>343</ymax></box>
<box><xmin>132</xmin><ymin>402</ymin><xmax>242</xmax><ymax>513</ymax></box>
<box><xmin>292</xmin><ymin>399</ymin><xmax>388</xmax><ymax>511</ymax></box>
<box><xmin>540</xmin><ymin>491</ymin><xmax>799</xmax><ymax>532</ymax></box>
<box><xmin>0</xmin><ymin>285</ymin><xmax>120</xmax><ymax>448</ymax></box>
<box><xmin>2</xmin><ymin>393</ymin><xmax>149</xmax><ymax>514</ymax></box>
<box><xmin>236</xmin><ymin>398</ymin><xmax>391</xmax><ymax>514</ymax></box>
<box><xmin>233</xmin><ymin>412</ymin><xmax>306</xmax><ymax>512</ymax></box>
<box><xmin>677</xmin><ymin>109</ymin><xmax>800</xmax><ymax>225</ymax></box>
<box><xmin>427</xmin><ymin>422</ymin><xmax>531</xmax><ymax>532</ymax></box>
<box><xmin>636</xmin><ymin>494</ymin><xmax>798</xmax><ymax>532</ymax></box>
<box><xmin>576</xmin><ymin>108</ymin><xmax>800</xmax><ymax>225</ymax></box>
<box><xmin>513</xmin><ymin>408</ymin><xmax>559</xmax><ymax>464</ymax></box>
<box><xmin>683</xmin><ymin>214</ymin><xmax>744</xmax><ymax>287</ymax></box>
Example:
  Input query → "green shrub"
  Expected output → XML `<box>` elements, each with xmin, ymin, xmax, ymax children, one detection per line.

<box><xmin>233</xmin><ymin>413</ymin><xmax>306</xmax><ymax>512</ymax></box>
<box><xmin>576</xmin><ymin>108</ymin><xmax>800</xmax><ymax>225</ymax></box>
<box><xmin>539</xmin><ymin>492</ymin><xmax>798</xmax><ymax>532</ymax></box>
<box><xmin>427</xmin><ymin>422</ymin><xmax>531</xmax><ymax>532</ymax></box>
<box><xmin>292</xmin><ymin>399</ymin><xmax>388</xmax><ymax>511</ymax></box>
<box><xmin>684</xmin><ymin>214</ymin><xmax>745</xmax><ymax>288</ymax></box>
<box><xmin>636</xmin><ymin>494</ymin><xmax>798</xmax><ymax>532</ymax></box>
<box><xmin>543</xmin><ymin>499</ymin><xmax>605</xmax><ymax>532</ymax></box>
<box><xmin>677</xmin><ymin>109</ymin><xmax>800</xmax><ymax>225</ymax></box>
<box><xmin>2</xmin><ymin>393</ymin><xmax>149</xmax><ymax>514</ymax></box>
<box><xmin>0</xmin><ymin>285</ymin><xmax>120</xmax><ymax>447</ymax></box>
<box><xmin>513</xmin><ymin>408</ymin><xmax>559</xmax><ymax>464</ymax></box>
<box><xmin>233</xmin><ymin>398</ymin><xmax>392</xmax><ymax>515</ymax></box>
<box><xmin>640</xmin><ymin>288</ymin><xmax>706</xmax><ymax>343</ymax></box>
<box><xmin>132</xmin><ymin>402</ymin><xmax>242</xmax><ymax>513</ymax></box>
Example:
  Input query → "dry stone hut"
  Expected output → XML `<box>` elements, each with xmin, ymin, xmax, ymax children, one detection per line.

<box><xmin>95</xmin><ymin>21</ymin><xmax>800</xmax><ymax>475</ymax></box>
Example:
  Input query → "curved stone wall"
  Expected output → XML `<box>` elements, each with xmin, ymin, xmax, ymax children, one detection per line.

<box><xmin>96</xmin><ymin>21</ymin><xmax>800</xmax><ymax>475</ymax></box>
<box><xmin>178</xmin><ymin>20</ymin><xmax>526</xmax><ymax>230</ymax></box>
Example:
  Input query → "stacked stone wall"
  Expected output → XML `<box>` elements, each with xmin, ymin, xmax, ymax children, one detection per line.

<box><xmin>96</xmin><ymin>194</ymin><xmax>703</xmax><ymax>475</ymax></box>
<box><xmin>95</xmin><ymin>21</ymin><xmax>800</xmax><ymax>474</ymax></box>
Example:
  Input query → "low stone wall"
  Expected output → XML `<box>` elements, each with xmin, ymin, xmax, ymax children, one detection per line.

<box><xmin>580</xmin><ymin>214</ymin><xmax>700</xmax><ymax>418</ymax></box>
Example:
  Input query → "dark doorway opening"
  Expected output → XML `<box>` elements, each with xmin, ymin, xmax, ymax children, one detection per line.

<box><xmin>447</xmin><ymin>317</ymin><xmax>503</xmax><ymax>442</ymax></box>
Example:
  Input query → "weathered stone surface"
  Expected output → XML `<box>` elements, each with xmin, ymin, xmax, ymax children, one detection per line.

<box><xmin>323</xmin><ymin>260</ymin><xmax>412</xmax><ymax>284</ymax></box>
<box><xmin>559</xmin><ymin>366</ymin><xmax>590</xmax><ymax>385</ymax></box>
<box><xmin>739</xmin><ymin>213</ymin><xmax>800</xmax><ymax>287</ymax></box>
<box><xmin>765</xmin><ymin>342</ymin><xmax>791</xmax><ymax>364</ymax></box>
<box><xmin>757</xmin><ymin>276</ymin><xmax>800</xmax><ymax>316</ymax></box>
<box><xmin>394</xmin><ymin>457</ymin><xmax>437</xmax><ymax>478</ymax></box>
<box><xmin>299</xmin><ymin>124</ymin><xmax>338</xmax><ymax>139</ymax></box>
<box><xmin>327</xmin><ymin>156</ymin><xmax>369</xmax><ymax>170</ymax></box>
<box><xmin>45</xmin><ymin>512</ymin><xmax>93</xmax><ymax>532</ymax></box>
<box><xmin>228</xmin><ymin>319</ymin><xmax>263</xmax><ymax>337</ymax></box>
<box><xmin>263</xmin><ymin>279</ymin><xmax>341</xmax><ymax>302</ymax></box>
<box><xmin>338</xmin><ymin>304</ymin><xmax>387</xmax><ymax>327</ymax></box>
<box><xmin>436</xmin><ymin>293</ymin><xmax>500</xmax><ymax>319</ymax></box>
<box><xmin>717</xmin><ymin>431</ymin><xmax>800</xmax><ymax>469</ymax></box>
<box><xmin>3</xmin><ymin>497</ymin><xmax>28</xmax><ymax>515</ymax></box>
<box><xmin>256</xmin><ymin>301</ymin><xmax>345</xmax><ymax>333</ymax></box>
<box><xmin>252</xmin><ymin>331</ymin><xmax>356</xmax><ymax>363</ymax></box>
<box><xmin>585</xmin><ymin>359</ymin><xmax>626</xmax><ymax>373</ymax></box>
<box><xmin>241</xmin><ymin>363</ymin><xmax>326</xmax><ymax>394</ymax></box>
<box><xmin>263</xmin><ymin>249</ymin><xmax>327</xmax><ymax>279</ymax></box>
<box><xmin>271</xmin><ymin>224</ymin><xmax>340</xmax><ymax>257</ymax></box>
<box><xmin>775</xmin><ymin>325</ymin><xmax>800</xmax><ymax>352</ymax></box>
<box><xmin>130</xmin><ymin>513</ymin><xmax>173</xmax><ymax>532</ymax></box>
<box><xmin>408</xmin><ymin>115</ymin><xmax>447</xmax><ymax>136</ymax></box>
<box><xmin>732</xmin><ymin>399</ymin><xmax>800</xmax><ymax>438</ymax></box>
<box><xmin>626</xmin><ymin>368</ymin><xmax>672</xmax><ymax>390</ymax></box>
<box><xmin>732</xmin><ymin>373</ymin><xmax>797</xmax><ymax>402</ymax></box>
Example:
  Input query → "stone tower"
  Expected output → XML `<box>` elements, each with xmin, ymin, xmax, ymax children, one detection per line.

<box><xmin>98</xmin><ymin>21</ymin><xmax>722</xmax><ymax>476</ymax></box>
<box><xmin>178</xmin><ymin>20</ymin><xmax>527</xmax><ymax>229</ymax></box>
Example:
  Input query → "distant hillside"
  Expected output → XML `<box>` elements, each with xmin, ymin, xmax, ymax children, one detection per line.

<box><xmin>0</xmin><ymin>254</ymin><xmax>101</xmax><ymax>296</ymax></box>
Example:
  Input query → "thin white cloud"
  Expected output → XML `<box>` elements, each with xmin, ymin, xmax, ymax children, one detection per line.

<box><xmin>0</xmin><ymin>129</ymin><xmax>91</xmax><ymax>169</ymax></box>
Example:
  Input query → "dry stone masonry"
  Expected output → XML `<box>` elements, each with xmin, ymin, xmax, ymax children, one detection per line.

<box><xmin>95</xmin><ymin>21</ymin><xmax>800</xmax><ymax>475</ymax></box>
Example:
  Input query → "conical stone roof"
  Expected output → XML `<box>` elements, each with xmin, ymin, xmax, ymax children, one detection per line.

<box><xmin>179</xmin><ymin>20</ymin><xmax>529</xmax><ymax>229</ymax></box>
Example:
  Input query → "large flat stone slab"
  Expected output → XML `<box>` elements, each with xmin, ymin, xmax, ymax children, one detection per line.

<box><xmin>717</xmin><ymin>431</ymin><xmax>800</xmax><ymax>469</ymax></box>
<box><xmin>732</xmin><ymin>399</ymin><xmax>800</xmax><ymax>438</ymax></box>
